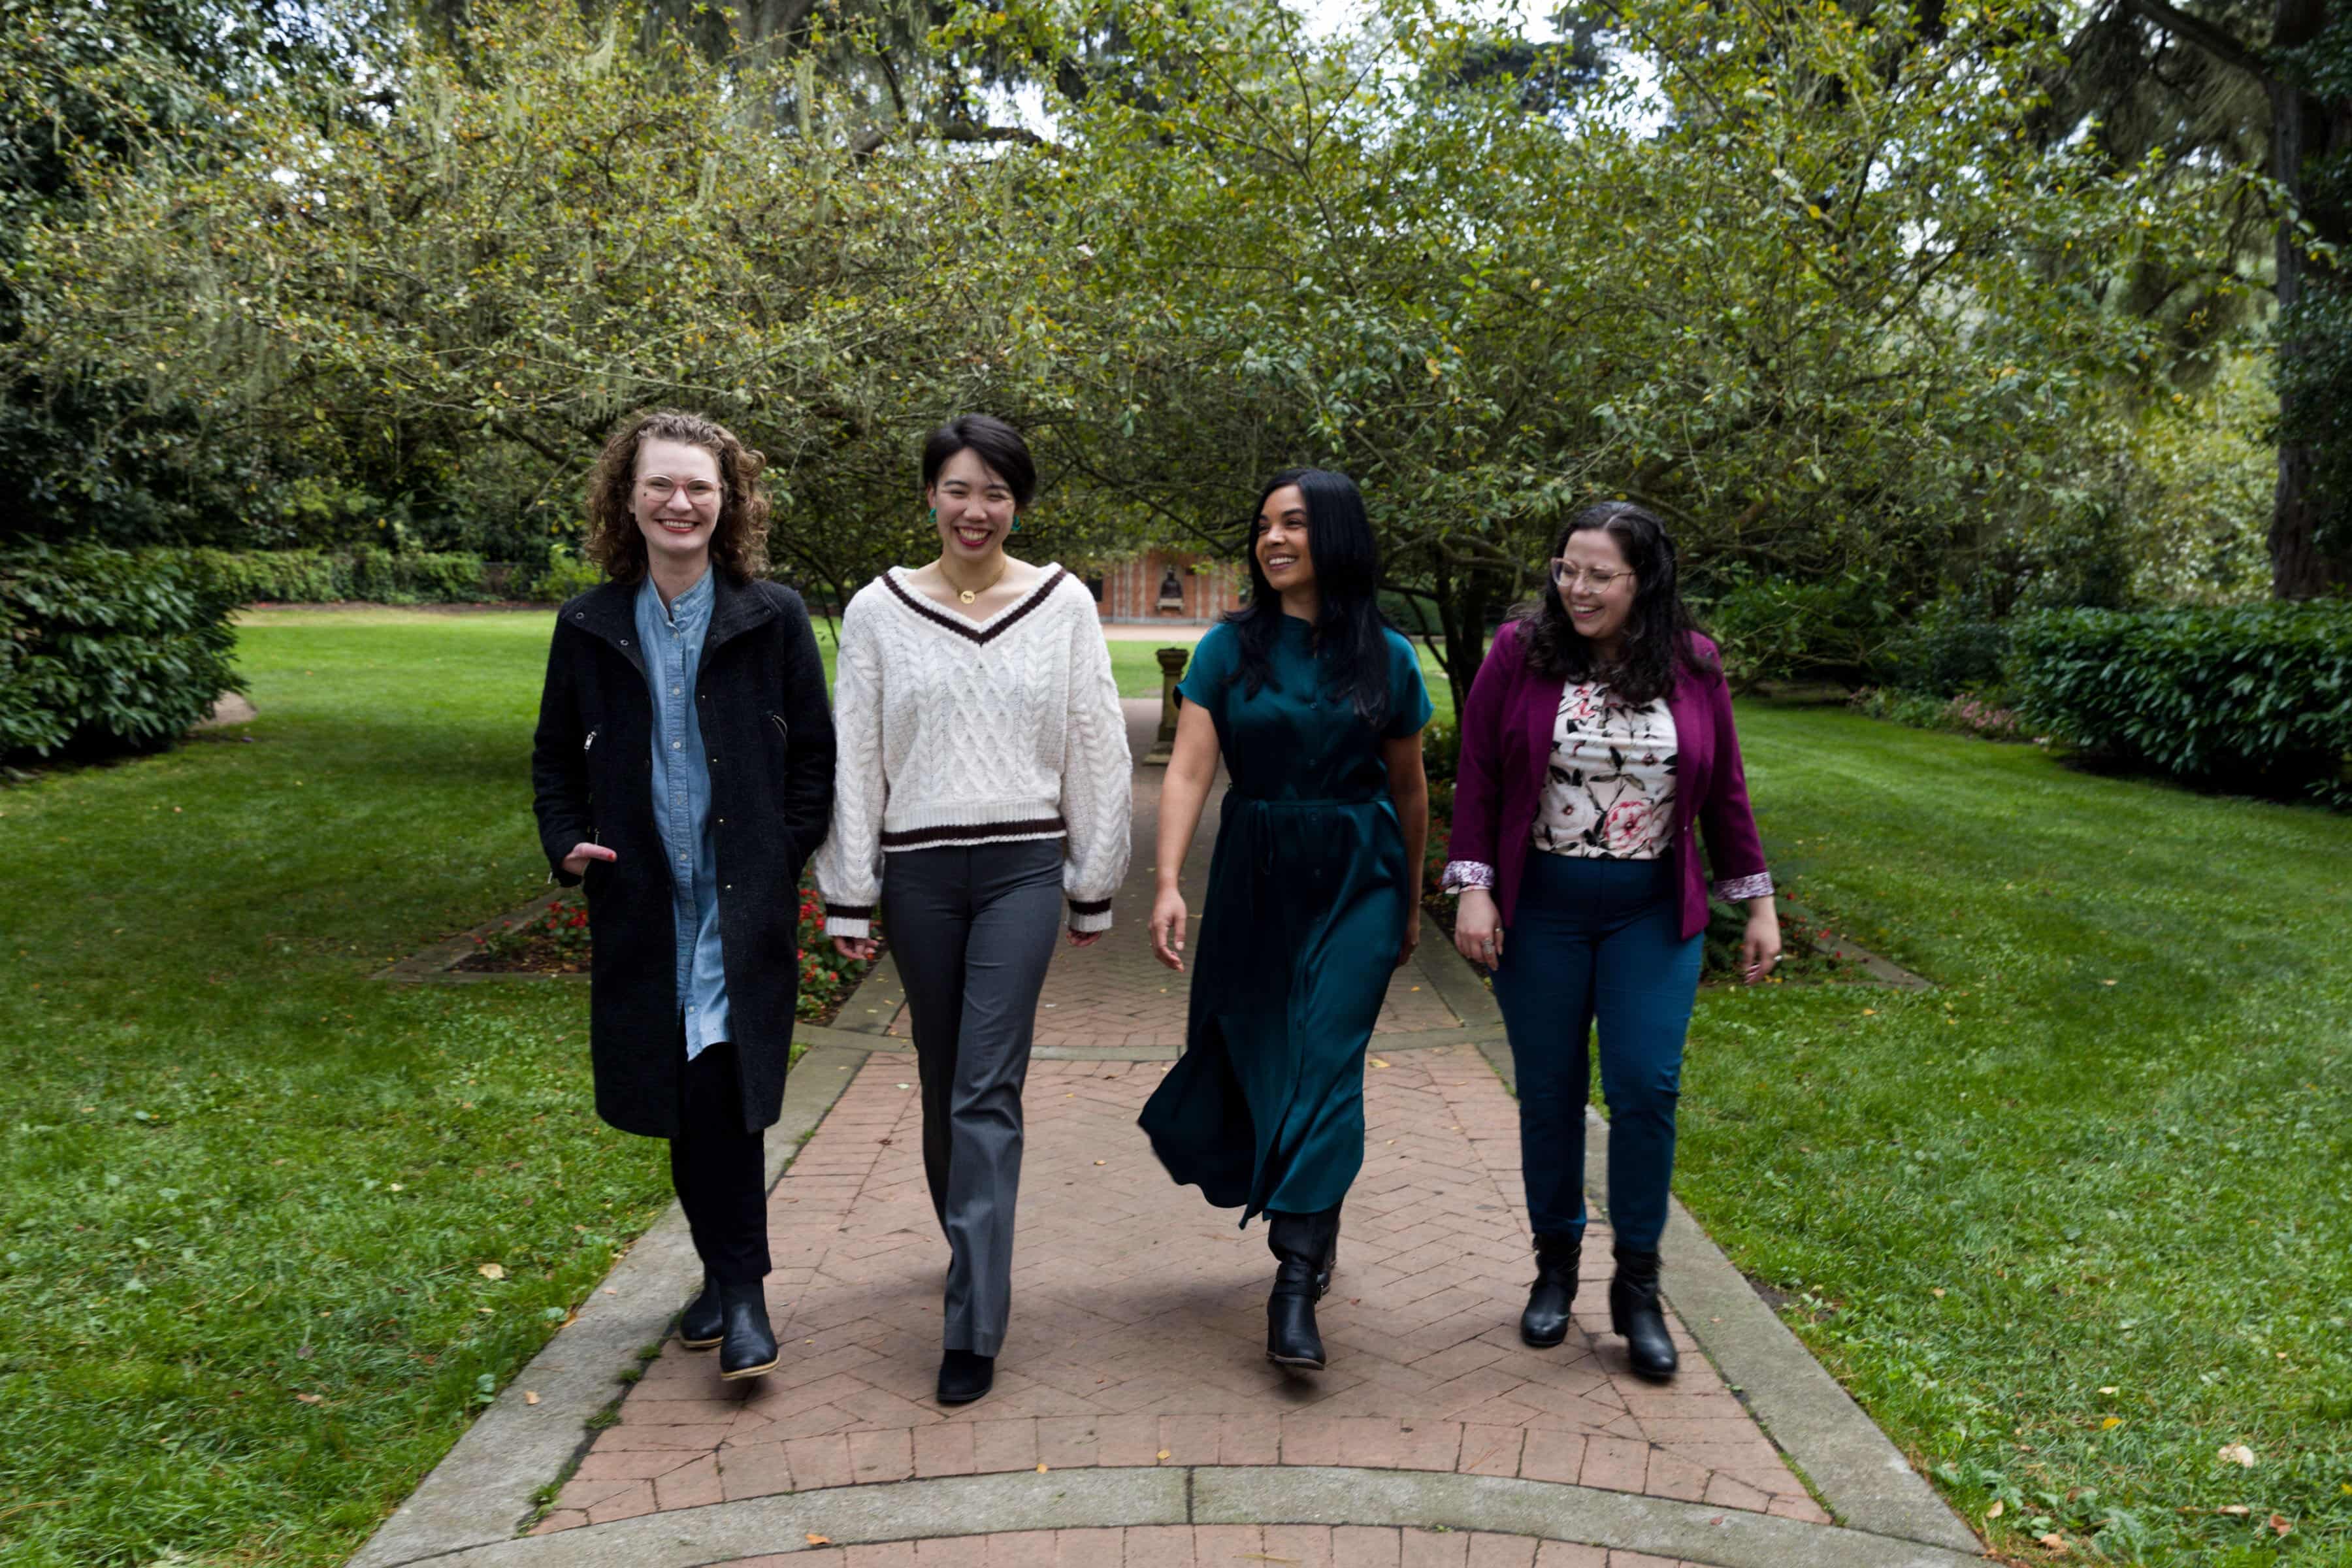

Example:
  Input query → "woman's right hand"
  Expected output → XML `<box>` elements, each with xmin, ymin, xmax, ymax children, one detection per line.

<box><xmin>832</xmin><ymin>935</ymin><xmax>879</xmax><ymax>963</ymax></box>
<box><xmin>1149</xmin><ymin>887</ymin><xmax>1189</xmax><ymax>972</ymax></box>
<box><xmin>561</xmin><ymin>842</ymin><xmax>617</xmax><ymax>879</ymax></box>
<box><xmin>1452</xmin><ymin>887</ymin><xmax>1504</xmax><ymax>970</ymax></box>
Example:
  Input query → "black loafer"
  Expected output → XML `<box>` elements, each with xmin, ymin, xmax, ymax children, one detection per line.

<box><xmin>717</xmin><ymin>1280</ymin><xmax>779</xmax><ymax>1380</ymax></box>
<box><xmin>679</xmin><ymin>1277</ymin><xmax>722</xmax><ymax>1351</ymax></box>
<box><xmin>937</xmin><ymin>1348</ymin><xmax>994</xmax><ymax>1405</ymax></box>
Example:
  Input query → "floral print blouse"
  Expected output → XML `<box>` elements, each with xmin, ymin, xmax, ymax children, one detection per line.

<box><xmin>1531</xmin><ymin>680</ymin><xmax>1677</xmax><ymax>860</ymax></box>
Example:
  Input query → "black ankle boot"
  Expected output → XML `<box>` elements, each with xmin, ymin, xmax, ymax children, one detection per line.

<box><xmin>1265</xmin><ymin>1207</ymin><xmax>1340</xmax><ymax>1370</ymax></box>
<box><xmin>716</xmin><ymin>1279</ymin><xmax>779</xmax><ymax>1380</ymax></box>
<box><xmin>679</xmin><ymin>1276</ymin><xmax>723</xmax><ymax>1350</ymax></box>
<box><xmin>937</xmin><ymin>1348</ymin><xmax>995</xmax><ymax>1405</ymax></box>
<box><xmin>1315</xmin><ymin>1204</ymin><xmax>1343</xmax><ymax>1299</ymax></box>
<box><xmin>1519</xmin><ymin>1232</ymin><xmax>1582</xmax><ymax>1348</ymax></box>
<box><xmin>1608</xmin><ymin>1246</ymin><xmax>1678</xmax><ymax>1382</ymax></box>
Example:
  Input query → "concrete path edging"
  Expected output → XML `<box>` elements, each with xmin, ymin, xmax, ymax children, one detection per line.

<box><xmin>347</xmin><ymin>1045</ymin><xmax>874</xmax><ymax>1568</ymax></box>
<box><xmin>355</xmin><ymin>1466</ymin><xmax>1982</xmax><ymax>1568</ymax></box>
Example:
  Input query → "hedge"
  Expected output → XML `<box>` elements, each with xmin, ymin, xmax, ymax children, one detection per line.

<box><xmin>2010</xmin><ymin>603</ymin><xmax>2352</xmax><ymax>806</ymax></box>
<box><xmin>1</xmin><ymin>542</ymin><xmax>243</xmax><ymax>762</ymax></box>
<box><xmin>180</xmin><ymin>547</ymin><xmax>495</xmax><ymax>604</ymax></box>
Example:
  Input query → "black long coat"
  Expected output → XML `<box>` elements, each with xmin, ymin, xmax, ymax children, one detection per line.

<box><xmin>530</xmin><ymin>574</ymin><xmax>836</xmax><ymax>1138</ymax></box>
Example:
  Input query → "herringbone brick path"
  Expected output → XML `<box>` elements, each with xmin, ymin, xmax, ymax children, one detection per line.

<box><xmin>706</xmin><ymin>1529</ymin><xmax>1713</xmax><ymax>1565</ymax></box>
<box><xmin>534</xmin><ymin>1049</ymin><xmax>1825</xmax><ymax>1535</ymax></box>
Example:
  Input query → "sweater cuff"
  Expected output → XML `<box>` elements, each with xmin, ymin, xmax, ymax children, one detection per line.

<box><xmin>824</xmin><ymin>904</ymin><xmax>874</xmax><ymax>940</ymax></box>
<box><xmin>1441</xmin><ymin>860</ymin><xmax>1495</xmax><ymax>894</ymax></box>
<box><xmin>1712</xmin><ymin>872</ymin><xmax>1774</xmax><ymax>903</ymax></box>
<box><xmin>1067</xmin><ymin>896</ymin><xmax>1114</xmax><ymax>934</ymax></box>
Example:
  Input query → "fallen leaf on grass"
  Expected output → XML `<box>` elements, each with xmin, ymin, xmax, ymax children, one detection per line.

<box><xmin>2097</xmin><ymin>1386</ymin><xmax>2118</xmax><ymax>1395</ymax></box>
<box><xmin>2270</xmin><ymin>1514</ymin><xmax>2292</xmax><ymax>1537</ymax></box>
<box><xmin>478</xmin><ymin>1263</ymin><xmax>506</xmax><ymax>1281</ymax></box>
<box><xmin>2038</xmin><ymin>1533</ymin><xmax>2068</xmax><ymax>1553</ymax></box>
<box><xmin>1985</xmin><ymin>1501</ymin><xmax>2004</xmax><ymax>1519</ymax></box>
<box><xmin>295</xmin><ymin>1393</ymin><xmax>323</xmax><ymax>1405</ymax></box>
<box><xmin>2219</xmin><ymin>1443</ymin><xmax>2256</xmax><ymax>1467</ymax></box>
<box><xmin>2217</xmin><ymin>1505</ymin><xmax>2251</xmax><ymax>1516</ymax></box>
<box><xmin>2100</xmin><ymin>1416</ymin><xmax>2121</xmax><ymax>1429</ymax></box>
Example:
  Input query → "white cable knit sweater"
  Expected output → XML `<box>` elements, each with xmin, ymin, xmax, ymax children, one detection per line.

<box><xmin>815</xmin><ymin>564</ymin><xmax>1132</xmax><ymax>938</ymax></box>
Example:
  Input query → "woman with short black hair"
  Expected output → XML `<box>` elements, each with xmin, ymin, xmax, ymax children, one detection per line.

<box><xmin>1445</xmin><ymin>500</ymin><xmax>1780</xmax><ymax>1382</ymax></box>
<box><xmin>531</xmin><ymin>409</ymin><xmax>837</xmax><ymax>1382</ymax></box>
<box><xmin>816</xmin><ymin>413</ymin><xmax>1131</xmax><ymax>1406</ymax></box>
<box><xmin>1139</xmin><ymin>467</ymin><xmax>1432</xmax><ymax>1374</ymax></box>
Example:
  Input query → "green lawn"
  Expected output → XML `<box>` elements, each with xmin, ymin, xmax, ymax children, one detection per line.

<box><xmin>1680</xmin><ymin>704</ymin><xmax>2352</xmax><ymax>1564</ymax></box>
<box><xmin>0</xmin><ymin>608</ymin><xmax>672</xmax><ymax>1567</ymax></box>
<box><xmin>4</xmin><ymin>612</ymin><xmax>2341</xmax><ymax>1565</ymax></box>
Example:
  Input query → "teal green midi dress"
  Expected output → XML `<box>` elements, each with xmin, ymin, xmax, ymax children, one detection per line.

<box><xmin>1139</xmin><ymin>615</ymin><xmax>1433</xmax><ymax>1221</ymax></box>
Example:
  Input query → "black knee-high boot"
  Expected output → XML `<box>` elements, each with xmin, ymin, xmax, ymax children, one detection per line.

<box><xmin>1265</xmin><ymin>1206</ymin><xmax>1341</xmax><ymax>1370</ymax></box>
<box><xmin>1519</xmin><ymin>1232</ymin><xmax>1581</xmax><ymax>1348</ymax></box>
<box><xmin>1609</xmin><ymin>1245</ymin><xmax>1678</xmax><ymax>1381</ymax></box>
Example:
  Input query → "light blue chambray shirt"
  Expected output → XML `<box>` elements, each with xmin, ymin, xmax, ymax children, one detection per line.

<box><xmin>636</xmin><ymin>570</ymin><xmax>730</xmax><ymax>1059</ymax></box>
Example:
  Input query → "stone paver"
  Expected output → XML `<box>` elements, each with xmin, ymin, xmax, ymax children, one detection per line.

<box><xmin>534</xmin><ymin>1048</ymin><xmax>1822</xmax><ymax>1532</ymax></box>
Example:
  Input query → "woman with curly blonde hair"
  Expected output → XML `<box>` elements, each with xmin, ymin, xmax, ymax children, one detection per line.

<box><xmin>532</xmin><ymin>409</ymin><xmax>836</xmax><ymax>1382</ymax></box>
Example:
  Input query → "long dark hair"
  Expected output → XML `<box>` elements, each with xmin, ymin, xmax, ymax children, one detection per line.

<box><xmin>1515</xmin><ymin>501</ymin><xmax>1710</xmax><ymax>706</ymax></box>
<box><xmin>1226</xmin><ymin>466</ymin><xmax>1394</xmax><ymax>727</ymax></box>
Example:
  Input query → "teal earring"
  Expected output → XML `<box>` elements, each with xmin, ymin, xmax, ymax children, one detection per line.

<box><xmin>1011</xmin><ymin>515</ymin><xmax>1022</xmax><ymax>534</ymax></box>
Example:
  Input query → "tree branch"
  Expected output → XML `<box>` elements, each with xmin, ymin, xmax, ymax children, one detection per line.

<box><xmin>2117</xmin><ymin>0</ymin><xmax>2270</xmax><ymax>84</ymax></box>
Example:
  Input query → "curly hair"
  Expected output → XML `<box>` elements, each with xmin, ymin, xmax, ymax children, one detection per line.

<box><xmin>583</xmin><ymin>409</ymin><xmax>772</xmax><ymax>583</ymax></box>
<box><xmin>1513</xmin><ymin>500</ymin><xmax>1711</xmax><ymax>706</ymax></box>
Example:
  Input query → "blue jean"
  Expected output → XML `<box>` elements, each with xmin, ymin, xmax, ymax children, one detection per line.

<box><xmin>1488</xmin><ymin>853</ymin><xmax>1701</xmax><ymax>1252</ymax></box>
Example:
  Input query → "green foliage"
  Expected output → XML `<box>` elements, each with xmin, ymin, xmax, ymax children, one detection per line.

<box><xmin>1699</xmin><ymin>572</ymin><xmax>1898</xmax><ymax>687</ymax></box>
<box><xmin>180</xmin><ymin>549</ymin><xmax>493</xmax><ymax>605</ymax></box>
<box><xmin>0</xmin><ymin>541</ymin><xmax>240</xmax><ymax>760</ymax></box>
<box><xmin>1848</xmin><ymin>687</ymin><xmax>2031</xmax><ymax>742</ymax></box>
<box><xmin>2012</xmin><ymin>604</ymin><xmax>2352</xmax><ymax>802</ymax></box>
<box><xmin>524</xmin><ymin>553</ymin><xmax>604</xmax><ymax>605</ymax></box>
<box><xmin>1874</xmin><ymin>608</ymin><xmax>2015</xmax><ymax>701</ymax></box>
<box><xmin>2275</xmin><ymin>284</ymin><xmax>2352</xmax><ymax>567</ymax></box>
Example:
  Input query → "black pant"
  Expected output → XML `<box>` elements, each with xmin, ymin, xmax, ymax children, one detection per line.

<box><xmin>669</xmin><ymin>1037</ymin><xmax>771</xmax><ymax>1285</ymax></box>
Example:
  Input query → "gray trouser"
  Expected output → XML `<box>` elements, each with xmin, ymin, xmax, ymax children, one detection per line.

<box><xmin>881</xmin><ymin>838</ymin><xmax>1064</xmax><ymax>1357</ymax></box>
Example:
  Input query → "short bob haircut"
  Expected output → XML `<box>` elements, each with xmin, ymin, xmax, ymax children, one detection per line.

<box><xmin>583</xmin><ymin>409</ymin><xmax>772</xmax><ymax>583</ymax></box>
<box><xmin>920</xmin><ymin>414</ymin><xmax>1037</xmax><ymax>510</ymax></box>
<box><xmin>1515</xmin><ymin>500</ymin><xmax>1709</xmax><ymax>707</ymax></box>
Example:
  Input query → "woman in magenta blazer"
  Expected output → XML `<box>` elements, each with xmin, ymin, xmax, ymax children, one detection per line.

<box><xmin>1444</xmin><ymin>502</ymin><xmax>1780</xmax><ymax>1382</ymax></box>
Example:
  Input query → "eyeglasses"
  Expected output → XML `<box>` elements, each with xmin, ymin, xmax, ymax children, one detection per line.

<box><xmin>1549</xmin><ymin>559</ymin><xmax>1631</xmax><ymax>591</ymax></box>
<box><xmin>640</xmin><ymin>477</ymin><xmax>721</xmax><ymax>510</ymax></box>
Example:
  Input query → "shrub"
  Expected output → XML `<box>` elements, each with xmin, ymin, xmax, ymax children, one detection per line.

<box><xmin>1850</xmin><ymin>687</ymin><xmax>2030</xmax><ymax>742</ymax></box>
<box><xmin>1874</xmin><ymin>608</ymin><xmax>2013</xmax><ymax>700</ymax></box>
<box><xmin>0</xmin><ymin>542</ymin><xmax>242</xmax><ymax>762</ymax></box>
<box><xmin>526</xmin><ymin>553</ymin><xmax>605</xmax><ymax>604</ymax></box>
<box><xmin>1699</xmin><ymin>570</ymin><xmax>1898</xmax><ymax>687</ymax></box>
<box><xmin>2011</xmin><ymin>604</ymin><xmax>2352</xmax><ymax>804</ymax></box>
<box><xmin>172</xmin><ymin>548</ymin><xmax>492</xmax><ymax>604</ymax></box>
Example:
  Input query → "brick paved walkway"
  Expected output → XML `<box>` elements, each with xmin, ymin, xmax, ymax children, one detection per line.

<box><xmin>487</xmin><ymin>705</ymin><xmax>1916</xmax><ymax>1568</ymax></box>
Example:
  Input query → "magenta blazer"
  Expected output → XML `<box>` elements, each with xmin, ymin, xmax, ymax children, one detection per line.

<box><xmin>1446</xmin><ymin>622</ymin><xmax>1771</xmax><ymax>940</ymax></box>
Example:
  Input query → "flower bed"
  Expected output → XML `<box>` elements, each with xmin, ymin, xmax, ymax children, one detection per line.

<box><xmin>455</xmin><ymin>866</ymin><xmax>876</xmax><ymax>1024</ymax></box>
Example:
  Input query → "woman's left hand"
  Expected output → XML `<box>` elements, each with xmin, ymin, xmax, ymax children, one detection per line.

<box><xmin>1740</xmin><ymin>903</ymin><xmax>1782</xmax><ymax>984</ymax></box>
<box><xmin>1067</xmin><ymin>928</ymin><xmax>1105</xmax><ymax>948</ymax></box>
<box><xmin>1396</xmin><ymin>906</ymin><xmax>1421</xmax><ymax>969</ymax></box>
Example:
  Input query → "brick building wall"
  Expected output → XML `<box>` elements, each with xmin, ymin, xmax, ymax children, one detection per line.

<box><xmin>1086</xmin><ymin>551</ymin><xmax>1245</xmax><ymax>624</ymax></box>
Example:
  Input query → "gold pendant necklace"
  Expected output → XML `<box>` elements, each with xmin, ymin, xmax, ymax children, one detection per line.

<box><xmin>951</xmin><ymin>557</ymin><xmax>1009</xmax><ymax>605</ymax></box>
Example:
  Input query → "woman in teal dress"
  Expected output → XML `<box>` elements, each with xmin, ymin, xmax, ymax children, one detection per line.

<box><xmin>1141</xmin><ymin>467</ymin><xmax>1432</xmax><ymax>1373</ymax></box>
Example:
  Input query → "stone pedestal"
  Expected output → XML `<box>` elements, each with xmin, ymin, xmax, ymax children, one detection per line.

<box><xmin>1143</xmin><ymin>645</ymin><xmax>1191</xmax><ymax>765</ymax></box>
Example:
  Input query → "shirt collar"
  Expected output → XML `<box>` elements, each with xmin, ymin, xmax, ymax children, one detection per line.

<box><xmin>640</xmin><ymin>568</ymin><xmax>715</xmax><ymax>632</ymax></box>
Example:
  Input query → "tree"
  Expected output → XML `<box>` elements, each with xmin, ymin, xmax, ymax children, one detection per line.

<box><xmin>2050</xmin><ymin>0</ymin><xmax>2352</xmax><ymax>595</ymax></box>
<box><xmin>1020</xmin><ymin>0</ymin><xmax>2233</xmax><ymax>706</ymax></box>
